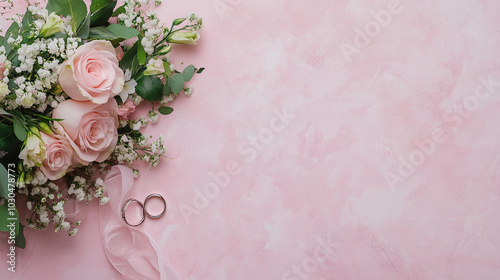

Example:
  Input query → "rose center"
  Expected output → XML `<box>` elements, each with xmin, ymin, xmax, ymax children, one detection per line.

<box><xmin>87</xmin><ymin>62</ymin><xmax>106</xmax><ymax>80</ymax></box>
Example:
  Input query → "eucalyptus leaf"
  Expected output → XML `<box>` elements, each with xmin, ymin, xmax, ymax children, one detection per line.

<box><xmin>168</xmin><ymin>73</ymin><xmax>185</xmax><ymax>94</ymax></box>
<box><xmin>182</xmin><ymin>65</ymin><xmax>196</xmax><ymax>82</ymax></box>
<box><xmin>136</xmin><ymin>76</ymin><xmax>163</xmax><ymax>102</ymax></box>
<box><xmin>158</xmin><ymin>106</ymin><xmax>174</xmax><ymax>115</ymax></box>
<box><xmin>162</xmin><ymin>83</ymin><xmax>171</xmax><ymax>96</ymax></box>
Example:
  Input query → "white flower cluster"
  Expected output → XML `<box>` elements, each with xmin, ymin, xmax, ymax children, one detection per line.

<box><xmin>115</xmin><ymin>135</ymin><xmax>140</xmax><ymax>165</ymax></box>
<box><xmin>26</xmin><ymin>181</ymin><xmax>74</xmax><ymax>233</ymax></box>
<box><xmin>5</xmin><ymin>37</ymin><xmax>80</xmax><ymax>111</ymax></box>
<box><xmin>0</xmin><ymin>46</ymin><xmax>11</xmax><ymax>101</ymax></box>
<box><xmin>114</xmin><ymin>130</ymin><xmax>166</xmax><ymax>170</ymax></box>
<box><xmin>26</xmin><ymin>169</ymin><xmax>48</xmax><ymax>186</ymax></box>
<box><xmin>117</xmin><ymin>0</ymin><xmax>167</xmax><ymax>55</ymax></box>
<box><xmin>118</xmin><ymin>0</ymin><xmax>155</xmax><ymax>28</ymax></box>
<box><xmin>141</xmin><ymin>27</ymin><xmax>164</xmax><ymax>55</ymax></box>
<box><xmin>68</xmin><ymin>176</ymin><xmax>87</xmax><ymax>201</ymax></box>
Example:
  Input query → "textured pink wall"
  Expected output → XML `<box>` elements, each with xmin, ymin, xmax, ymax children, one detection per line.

<box><xmin>2</xmin><ymin>0</ymin><xmax>500</xmax><ymax>279</ymax></box>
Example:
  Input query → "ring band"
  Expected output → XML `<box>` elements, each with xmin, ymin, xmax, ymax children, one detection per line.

<box><xmin>144</xmin><ymin>193</ymin><xmax>167</xmax><ymax>218</ymax></box>
<box><xmin>121</xmin><ymin>198</ymin><xmax>145</xmax><ymax>227</ymax></box>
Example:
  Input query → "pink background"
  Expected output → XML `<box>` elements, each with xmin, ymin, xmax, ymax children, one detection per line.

<box><xmin>2</xmin><ymin>0</ymin><xmax>500</xmax><ymax>279</ymax></box>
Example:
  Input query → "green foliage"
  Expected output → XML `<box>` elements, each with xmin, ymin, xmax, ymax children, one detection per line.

<box><xmin>88</xmin><ymin>26</ymin><xmax>117</xmax><ymax>40</ymax></box>
<box><xmin>111</xmin><ymin>5</ymin><xmax>126</xmax><ymax>17</ymax></box>
<box><xmin>4</xmin><ymin>21</ymin><xmax>20</xmax><ymax>55</ymax></box>
<box><xmin>106</xmin><ymin>24</ymin><xmax>139</xmax><ymax>39</ymax></box>
<box><xmin>0</xmin><ymin>124</ymin><xmax>19</xmax><ymax>152</ymax></box>
<box><xmin>119</xmin><ymin>41</ymin><xmax>138</xmax><ymax>70</ymax></box>
<box><xmin>196</xmin><ymin>67</ymin><xmax>205</xmax><ymax>74</ymax></box>
<box><xmin>76</xmin><ymin>13</ymin><xmax>91</xmax><ymax>39</ymax></box>
<box><xmin>168</xmin><ymin>73</ymin><xmax>185</xmax><ymax>94</ymax></box>
<box><xmin>182</xmin><ymin>65</ymin><xmax>196</xmax><ymax>82</ymax></box>
<box><xmin>137</xmin><ymin>41</ymin><xmax>146</xmax><ymax>65</ymax></box>
<box><xmin>136</xmin><ymin>76</ymin><xmax>163</xmax><ymax>102</ymax></box>
<box><xmin>90</xmin><ymin>0</ymin><xmax>113</xmax><ymax>13</ymax></box>
<box><xmin>90</xmin><ymin>1</ymin><xmax>116</xmax><ymax>27</ymax></box>
<box><xmin>12</xmin><ymin>116</ymin><xmax>27</xmax><ymax>142</ymax></box>
<box><xmin>158</xmin><ymin>106</ymin><xmax>174</xmax><ymax>115</ymax></box>
<box><xmin>21</xmin><ymin>10</ymin><xmax>35</xmax><ymax>31</ymax></box>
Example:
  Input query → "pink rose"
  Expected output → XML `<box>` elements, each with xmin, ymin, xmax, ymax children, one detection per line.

<box><xmin>59</xmin><ymin>40</ymin><xmax>124</xmax><ymax>104</ymax></box>
<box><xmin>40</xmin><ymin>132</ymin><xmax>74</xmax><ymax>180</ymax></box>
<box><xmin>52</xmin><ymin>99</ymin><xmax>119</xmax><ymax>165</ymax></box>
<box><xmin>117</xmin><ymin>99</ymin><xmax>135</xmax><ymax>120</ymax></box>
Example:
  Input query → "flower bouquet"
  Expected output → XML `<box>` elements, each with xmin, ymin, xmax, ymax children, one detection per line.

<box><xmin>0</xmin><ymin>0</ymin><xmax>203</xmax><ymax>249</ymax></box>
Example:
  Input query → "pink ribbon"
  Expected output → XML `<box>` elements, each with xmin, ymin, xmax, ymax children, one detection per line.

<box><xmin>100</xmin><ymin>165</ymin><xmax>180</xmax><ymax>280</ymax></box>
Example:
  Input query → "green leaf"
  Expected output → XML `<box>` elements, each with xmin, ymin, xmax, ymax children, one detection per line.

<box><xmin>196</xmin><ymin>67</ymin><xmax>205</xmax><ymax>74</ymax></box>
<box><xmin>182</xmin><ymin>65</ymin><xmax>196</xmax><ymax>82</ymax></box>
<box><xmin>136</xmin><ymin>76</ymin><xmax>163</xmax><ymax>102</ymax></box>
<box><xmin>137</xmin><ymin>41</ymin><xmax>146</xmax><ymax>65</ymax></box>
<box><xmin>111</xmin><ymin>4</ymin><xmax>126</xmax><ymax>17</ymax></box>
<box><xmin>4</xmin><ymin>21</ymin><xmax>19</xmax><ymax>55</ymax></box>
<box><xmin>168</xmin><ymin>73</ymin><xmax>185</xmax><ymax>94</ymax></box>
<box><xmin>162</xmin><ymin>83</ymin><xmax>171</xmax><ymax>96</ymax></box>
<box><xmin>0</xmin><ymin>203</ymin><xmax>19</xmax><ymax>237</ymax></box>
<box><xmin>14</xmin><ymin>223</ymin><xmax>25</xmax><ymax>249</ymax></box>
<box><xmin>76</xmin><ymin>12</ymin><xmax>90</xmax><ymax>39</ymax></box>
<box><xmin>119</xmin><ymin>41</ymin><xmax>138</xmax><ymax>70</ymax></box>
<box><xmin>46</xmin><ymin>0</ymin><xmax>88</xmax><ymax>33</ymax></box>
<box><xmin>0</xmin><ymin>124</ymin><xmax>19</xmax><ymax>152</ymax></box>
<box><xmin>90</xmin><ymin>0</ymin><xmax>112</xmax><ymax>13</ymax></box>
<box><xmin>0</xmin><ymin>164</ymin><xmax>8</xmax><ymax>199</ymax></box>
<box><xmin>130</xmin><ymin>55</ymin><xmax>140</xmax><ymax>77</ymax></box>
<box><xmin>158</xmin><ymin>106</ymin><xmax>174</xmax><ymax>115</ymax></box>
<box><xmin>88</xmin><ymin>26</ymin><xmax>117</xmax><ymax>40</ymax></box>
<box><xmin>106</xmin><ymin>24</ymin><xmax>139</xmax><ymax>39</ymax></box>
<box><xmin>12</xmin><ymin>117</ymin><xmax>27</xmax><ymax>142</ymax></box>
<box><xmin>90</xmin><ymin>1</ymin><xmax>116</xmax><ymax>27</ymax></box>
<box><xmin>21</xmin><ymin>10</ymin><xmax>35</xmax><ymax>31</ymax></box>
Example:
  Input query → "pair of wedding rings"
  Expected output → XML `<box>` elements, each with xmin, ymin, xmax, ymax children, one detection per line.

<box><xmin>121</xmin><ymin>193</ymin><xmax>167</xmax><ymax>227</ymax></box>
